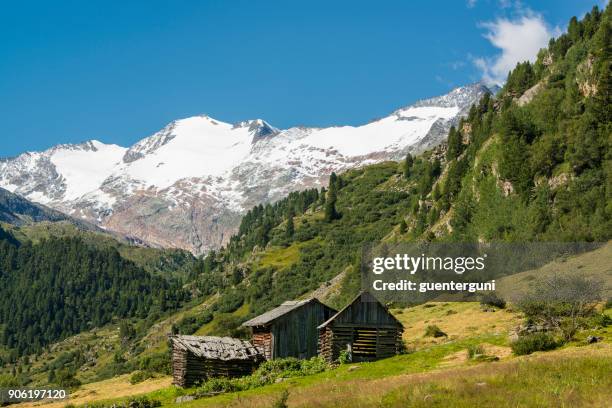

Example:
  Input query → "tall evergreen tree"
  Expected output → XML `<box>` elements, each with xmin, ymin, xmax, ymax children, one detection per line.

<box><xmin>446</xmin><ymin>126</ymin><xmax>463</xmax><ymax>160</ymax></box>
<box><xmin>324</xmin><ymin>173</ymin><xmax>340</xmax><ymax>222</ymax></box>
<box><xmin>286</xmin><ymin>208</ymin><xmax>295</xmax><ymax>238</ymax></box>
<box><xmin>404</xmin><ymin>153</ymin><xmax>413</xmax><ymax>179</ymax></box>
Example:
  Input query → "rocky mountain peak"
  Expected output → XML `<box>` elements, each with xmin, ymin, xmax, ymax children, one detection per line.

<box><xmin>0</xmin><ymin>83</ymin><xmax>490</xmax><ymax>254</ymax></box>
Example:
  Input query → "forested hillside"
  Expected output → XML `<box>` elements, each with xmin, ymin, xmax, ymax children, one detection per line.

<box><xmin>178</xmin><ymin>4</ymin><xmax>610</xmax><ymax>336</ymax></box>
<box><xmin>0</xmin><ymin>228</ymin><xmax>188</xmax><ymax>356</ymax></box>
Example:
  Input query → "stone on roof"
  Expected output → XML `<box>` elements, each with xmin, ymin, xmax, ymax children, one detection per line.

<box><xmin>170</xmin><ymin>335</ymin><xmax>262</xmax><ymax>360</ymax></box>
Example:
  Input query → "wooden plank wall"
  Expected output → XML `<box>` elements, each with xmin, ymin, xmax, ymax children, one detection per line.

<box><xmin>270</xmin><ymin>302</ymin><xmax>336</xmax><ymax>359</ymax></box>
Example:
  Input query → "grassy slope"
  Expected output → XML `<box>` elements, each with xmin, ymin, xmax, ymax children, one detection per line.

<box><xmin>20</xmin><ymin>301</ymin><xmax>610</xmax><ymax>408</ymax></box>
<box><xmin>17</xmin><ymin>240</ymin><xmax>610</xmax><ymax>406</ymax></box>
<box><xmin>13</xmin><ymin>237</ymin><xmax>605</xmax><ymax>396</ymax></box>
<box><xmin>495</xmin><ymin>241</ymin><xmax>612</xmax><ymax>300</ymax></box>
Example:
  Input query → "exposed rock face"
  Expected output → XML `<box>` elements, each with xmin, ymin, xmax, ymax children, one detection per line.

<box><xmin>0</xmin><ymin>84</ymin><xmax>491</xmax><ymax>254</ymax></box>
<box><xmin>516</xmin><ymin>82</ymin><xmax>543</xmax><ymax>106</ymax></box>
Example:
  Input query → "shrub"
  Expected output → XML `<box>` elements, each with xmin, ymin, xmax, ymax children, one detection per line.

<box><xmin>480</xmin><ymin>293</ymin><xmax>506</xmax><ymax>309</ymax></box>
<box><xmin>338</xmin><ymin>349</ymin><xmax>351</xmax><ymax>364</ymax></box>
<box><xmin>424</xmin><ymin>325</ymin><xmax>447</xmax><ymax>338</ymax></box>
<box><xmin>129</xmin><ymin>370</ymin><xmax>154</xmax><ymax>385</ymax></box>
<box><xmin>124</xmin><ymin>396</ymin><xmax>161</xmax><ymax>408</ymax></box>
<box><xmin>196</xmin><ymin>377</ymin><xmax>240</xmax><ymax>395</ymax></box>
<box><xmin>138</xmin><ymin>352</ymin><xmax>170</xmax><ymax>374</ymax></box>
<box><xmin>467</xmin><ymin>344</ymin><xmax>485</xmax><ymax>359</ymax></box>
<box><xmin>212</xmin><ymin>314</ymin><xmax>249</xmax><ymax>338</ymax></box>
<box><xmin>516</xmin><ymin>274</ymin><xmax>602</xmax><ymax>340</ymax></box>
<box><xmin>272</xmin><ymin>389</ymin><xmax>289</xmax><ymax>408</ymax></box>
<box><xmin>511</xmin><ymin>333</ymin><xmax>559</xmax><ymax>355</ymax></box>
<box><xmin>54</xmin><ymin>368</ymin><xmax>81</xmax><ymax>388</ymax></box>
<box><xmin>592</xmin><ymin>313</ymin><xmax>612</xmax><ymax>327</ymax></box>
<box><xmin>194</xmin><ymin>356</ymin><xmax>331</xmax><ymax>398</ymax></box>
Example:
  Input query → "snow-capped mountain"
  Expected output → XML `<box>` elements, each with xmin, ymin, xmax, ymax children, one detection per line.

<box><xmin>0</xmin><ymin>83</ymin><xmax>491</xmax><ymax>253</ymax></box>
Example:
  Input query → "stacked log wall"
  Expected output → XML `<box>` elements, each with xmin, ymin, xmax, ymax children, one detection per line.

<box><xmin>172</xmin><ymin>352</ymin><xmax>260</xmax><ymax>387</ymax></box>
<box><xmin>318</xmin><ymin>325</ymin><xmax>403</xmax><ymax>363</ymax></box>
<box><xmin>251</xmin><ymin>328</ymin><xmax>273</xmax><ymax>360</ymax></box>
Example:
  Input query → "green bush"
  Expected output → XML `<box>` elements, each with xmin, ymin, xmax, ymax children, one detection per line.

<box><xmin>480</xmin><ymin>293</ymin><xmax>506</xmax><ymax>309</ymax></box>
<box><xmin>123</xmin><ymin>396</ymin><xmax>161</xmax><ymax>408</ymax></box>
<box><xmin>592</xmin><ymin>313</ymin><xmax>612</xmax><ymax>327</ymax></box>
<box><xmin>54</xmin><ymin>368</ymin><xmax>81</xmax><ymax>389</ymax></box>
<box><xmin>196</xmin><ymin>377</ymin><xmax>240</xmax><ymax>395</ymax></box>
<box><xmin>138</xmin><ymin>351</ymin><xmax>170</xmax><ymax>374</ymax></box>
<box><xmin>511</xmin><ymin>333</ymin><xmax>559</xmax><ymax>355</ymax></box>
<box><xmin>338</xmin><ymin>349</ymin><xmax>351</xmax><ymax>364</ymax></box>
<box><xmin>467</xmin><ymin>344</ymin><xmax>485</xmax><ymax>359</ymax></box>
<box><xmin>194</xmin><ymin>357</ymin><xmax>330</xmax><ymax>397</ymax></box>
<box><xmin>272</xmin><ymin>389</ymin><xmax>289</xmax><ymax>408</ymax></box>
<box><xmin>424</xmin><ymin>325</ymin><xmax>447</xmax><ymax>338</ymax></box>
<box><xmin>129</xmin><ymin>370</ymin><xmax>154</xmax><ymax>385</ymax></box>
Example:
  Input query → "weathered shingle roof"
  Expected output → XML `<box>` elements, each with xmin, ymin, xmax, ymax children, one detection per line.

<box><xmin>242</xmin><ymin>298</ymin><xmax>317</xmax><ymax>327</ymax></box>
<box><xmin>170</xmin><ymin>335</ymin><xmax>262</xmax><ymax>361</ymax></box>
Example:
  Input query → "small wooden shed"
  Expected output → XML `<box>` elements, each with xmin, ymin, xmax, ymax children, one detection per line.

<box><xmin>318</xmin><ymin>291</ymin><xmax>403</xmax><ymax>363</ymax></box>
<box><xmin>170</xmin><ymin>335</ymin><xmax>263</xmax><ymax>387</ymax></box>
<box><xmin>242</xmin><ymin>298</ymin><xmax>337</xmax><ymax>360</ymax></box>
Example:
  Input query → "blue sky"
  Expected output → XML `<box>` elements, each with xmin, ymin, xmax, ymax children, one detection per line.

<box><xmin>0</xmin><ymin>0</ymin><xmax>603</xmax><ymax>157</ymax></box>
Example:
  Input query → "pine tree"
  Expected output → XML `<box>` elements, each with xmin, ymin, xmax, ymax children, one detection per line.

<box><xmin>404</xmin><ymin>153</ymin><xmax>413</xmax><ymax>179</ymax></box>
<box><xmin>286</xmin><ymin>208</ymin><xmax>295</xmax><ymax>238</ymax></box>
<box><xmin>446</xmin><ymin>126</ymin><xmax>463</xmax><ymax>160</ymax></box>
<box><xmin>324</xmin><ymin>173</ymin><xmax>340</xmax><ymax>222</ymax></box>
<box><xmin>399</xmin><ymin>219</ymin><xmax>407</xmax><ymax>234</ymax></box>
<box><xmin>319</xmin><ymin>187</ymin><xmax>326</xmax><ymax>206</ymax></box>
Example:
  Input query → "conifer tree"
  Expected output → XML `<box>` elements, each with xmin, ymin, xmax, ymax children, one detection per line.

<box><xmin>399</xmin><ymin>219</ymin><xmax>407</xmax><ymax>234</ymax></box>
<box><xmin>404</xmin><ymin>152</ymin><xmax>413</xmax><ymax>179</ymax></box>
<box><xmin>324</xmin><ymin>173</ymin><xmax>340</xmax><ymax>222</ymax></box>
<box><xmin>286</xmin><ymin>208</ymin><xmax>295</xmax><ymax>238</ymax></box>
<box><xmin>446</xmin><ymin>126</ymin><xmax>462</xmax><ymax>160</ymax></box>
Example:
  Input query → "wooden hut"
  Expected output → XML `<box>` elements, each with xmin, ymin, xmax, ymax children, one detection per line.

<box><xmin>318</xmin><ymin>291</ymin><xmax>403</xmax><ymax>363</ymax></box>
<box><xmin>242</xmin><ymin>298</ymin><xmax>337</xmax><ymax>360</ymax></box>
<box><xmin>170</xmin><ymin>335</ymin><xmax>263</xmax><ymax>387</ymax></box>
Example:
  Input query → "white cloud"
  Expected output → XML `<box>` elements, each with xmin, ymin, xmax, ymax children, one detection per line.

<box><xmin>467</xmin><ymin>0</ymin><xmax>477</xmax><ymax>8</ymax></box>
<box><xmin>474</xmin><ymin>12</ymin><xmax>560</xmax><ymax>85</ymax></box>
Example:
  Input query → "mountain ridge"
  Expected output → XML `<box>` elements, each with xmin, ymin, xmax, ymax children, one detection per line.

<box><xmin>0</xmin><ymin>83</ymin><xmax>493</xmax><ymax>253</ymax></box>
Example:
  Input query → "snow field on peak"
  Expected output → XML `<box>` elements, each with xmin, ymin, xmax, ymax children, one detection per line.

<box><xmin>50</xmin><ymin>142</ymin><xmax>126</xmax><ymax>201</ymax></box>
<box><xmin>118</xmin><ymin>116</ymin><xmax>255</xmax><ymax>191</ymax></box>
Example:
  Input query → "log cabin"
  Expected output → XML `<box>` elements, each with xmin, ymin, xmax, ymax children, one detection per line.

<box><xmin>242</xmin><ymin>298</ymin><xmax>337</xmax><ymax>360</ymax></box>
<box><xmin>170</xmin><ymin>335</ymin><xmax>263</xmax><ymax>387</ymax></box>
<box><xmin>317</xmin><ymin>291</ymin><xmax>403</xmax><ymax>363</ymax></box>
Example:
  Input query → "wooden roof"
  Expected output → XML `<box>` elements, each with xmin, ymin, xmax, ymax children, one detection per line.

<box><xmin>318</xmin><ymin>291</ymin><xmax>403</xmax><ymax>329</ymax></box>
<box><xmin>170</xmin><ymin>335</ymin><xmax>262</xmax><ymax>361</ymax></box>
<box><xmin>242</xmin><ymin>297</ymin><xmax>333</xmax><ymax>327</ymax></box>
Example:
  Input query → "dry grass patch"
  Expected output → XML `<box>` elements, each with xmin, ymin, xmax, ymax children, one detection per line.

<box><xmin>395</xmin><ymin>302</ymin><xmax>521</xmax><ymax>347</ymax></box>
<box><xmin>16</xmin><ymin>374</ymin><xmax>172</xmax><ymax>408</ymax></box>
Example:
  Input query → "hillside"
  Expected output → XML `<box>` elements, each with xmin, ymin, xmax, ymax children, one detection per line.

<box><xmin>14</xmin><ymin>299</ymin><xmax>611</xmax><ymax>408</ymax></box>
<box><xmin>185</xmin><ymin>3</ymin><xmax>610</xmax><ymax>331</ymax></box>
<box><xmin>0</xmin><ymin>187</ymin><xmax>91</xmax><ymax>229</ymax></box>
